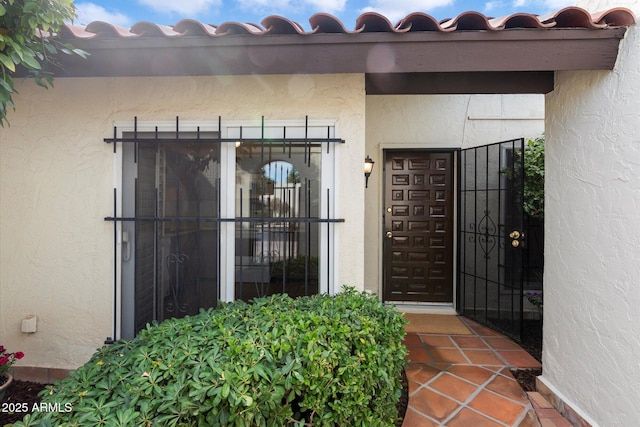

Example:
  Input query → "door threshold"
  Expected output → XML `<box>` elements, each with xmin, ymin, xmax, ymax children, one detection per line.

<box><xmin>386</xmin><ymin>302</ymin><xmax>457</xmax><ymax>315</ymax></box>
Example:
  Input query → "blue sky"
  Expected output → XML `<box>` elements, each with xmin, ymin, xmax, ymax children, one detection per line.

<box><xmin>72</xmin><ymin>0</ymin><xmax>575</xmax><ymax>30</ymax></box>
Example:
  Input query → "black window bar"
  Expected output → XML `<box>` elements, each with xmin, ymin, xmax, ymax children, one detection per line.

<box><xmin>104</xmin><ymin>116</ymin><xmax>345</xmax><ymax>342</ymax></box>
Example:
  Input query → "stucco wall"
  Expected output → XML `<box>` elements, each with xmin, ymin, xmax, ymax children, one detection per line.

<box><xmin>364</xmin><ymin>94</ymin><xmax>544</xmax><ymax>296</ymax></box>
<box><xmin>543</xmin><ymin>1</ymin><xmax>640</xmax><ymax>424</ymax></box>
<box><xmin>0</xmin><ymin>74</ymin><xmax>366</xmax><ymax>369</ymax></box>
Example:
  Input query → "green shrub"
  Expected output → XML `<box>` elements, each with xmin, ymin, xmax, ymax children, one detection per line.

<box><xmin>16</xmin><ymin>288</ymin><xmax>407</xmax><ymax>426</ymax></box>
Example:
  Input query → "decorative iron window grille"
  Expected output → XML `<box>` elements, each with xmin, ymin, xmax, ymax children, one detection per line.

<box><xmin>104</xmin><ymin>116</ymin><xmax>345</xmax><ymax>340</ymax></box>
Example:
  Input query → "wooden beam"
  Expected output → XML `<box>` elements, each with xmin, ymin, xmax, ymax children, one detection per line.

<box><xmin>365</xmin><ymin>72</ymin><xmax>555</xmax><ymax>94</ymax></box>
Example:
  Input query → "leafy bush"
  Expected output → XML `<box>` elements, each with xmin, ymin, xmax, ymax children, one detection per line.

<box><xmin>16</xmin><ymin>288</ymin><xmax>407</xmax><ymax>426</ymax></box>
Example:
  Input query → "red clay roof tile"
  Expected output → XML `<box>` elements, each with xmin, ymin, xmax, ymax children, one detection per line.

<box><xmin>59</xmin><ymin>7</ymin><xmax>634</xmax><ymax>40</ymax></box>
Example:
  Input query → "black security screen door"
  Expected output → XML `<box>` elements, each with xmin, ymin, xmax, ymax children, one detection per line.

<box><xmin>458</xmin><ymin>139</ymin><xmax>526</xmax><ymax>340</ymax></box>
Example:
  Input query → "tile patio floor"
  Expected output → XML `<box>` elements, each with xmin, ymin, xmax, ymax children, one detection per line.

<box><xmin>401</xmin><ymin>316</ymin><xmax>570</xmax><ymax>427</ymax></box>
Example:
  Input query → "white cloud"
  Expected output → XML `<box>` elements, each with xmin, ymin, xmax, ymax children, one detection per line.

<box><xmin>137</xmin><ymin>0</ymin><xmax>222</xmax><ymax>17</ymax></box>
<box><xmin>484</xmin><ymin>1</ymin><xmax>504</xmax><ymax>12</ymax></box>
<box><xmin>304</xmin><ymin>0</ymin><xmax>347</xmax><ymax>13</ymax></box>
<box><xmin>512</xmin><ymin>0</ymin><xmax>575</xmax><ymax>12</ymax></box>
<box><xmin>542</xmin><ymin>0</ymin><xmax>574</xmax><ymax>9</ymax></box>
<box><xmin>234</xmin><ymin>0</ymin><xmax>346</xmax><ymax>16</ymax></box>
<box><xmin>360</xmin><ymin>0</ymin><xmax>454</xmax><ymax>23</ymax></box>
<box><xmin>74</xmin><ymin>3</ymin><xmax>132</xmax><ymax>26</ymax></box>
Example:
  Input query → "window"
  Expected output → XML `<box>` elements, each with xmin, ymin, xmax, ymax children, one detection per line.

<box><xmin>106</xmin><ymin>118</ymin><xmax>343</xmax><ymax>339</ymax></box>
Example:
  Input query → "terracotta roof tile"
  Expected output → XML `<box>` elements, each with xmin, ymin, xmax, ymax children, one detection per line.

<box><xmin>591</xmin><ymin>8</ymin><xmax>637</xmax><ymax>26</ymax></box>
<box><xmin>355</xmin><ymin>12</ymin><xmax>406</xmax><ymax>33</ymax></box>
<box><xmin>441</xmin><ymin>11</ymin><xmax>497</xmax><ymax>31</ymax></box>
<box><xmin>130</xmin><ymin>22</ymin><xmax>181</xmax><ymax>37</ymax></box>
<box><xmin>396</xmin><ymin>13</ymin><xmax>446</xmax><ymax>32</ymax></box>
<box><xmin>262</xmin><ymin>16</ymin><xmax>306</xmax><ymax>35</ymax></box>
<box><xmin>489</xmin><ymin>13</ymin><xmax>553</xmax><ymax>30</ymax></box>
<box><xmin>308</xmin><ymin>13</ymin><xmax>357</xmax><ymax>34</ymax></box>
<box><xmin>538</xmin><ymin>7</ymin><xmax>606</xmax><ymax>28</ymax></box>
<box><xmin>215</xmin><ymin>21</ymin><xmax>264</xmax><ymax>36</ymax></box>
<box><xmin>59</xmin><ymin>7</ymin><xmax>635</xmax><ymax>40</ymax></box>
<box><xmin>172</xmin><ymin>19</ymin><xmax>217</xmax><ymax>36</ymax></box>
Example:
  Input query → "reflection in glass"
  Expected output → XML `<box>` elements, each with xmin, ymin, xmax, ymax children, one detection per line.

<box><xmin>134</xmin><ymin>139</ymin><xmax>220</xmax><ymax>330</ymax></box>
<box><xmin>235</xmin><ymin>144</ymin><xmax>321</xmax><ymax>301</ymax></box>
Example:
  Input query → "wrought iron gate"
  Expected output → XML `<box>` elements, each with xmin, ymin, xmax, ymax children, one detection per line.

<box><xmin>458</xmin><ymin>139</ymin><xmax>526</xmax><ymax>340</ymax></box>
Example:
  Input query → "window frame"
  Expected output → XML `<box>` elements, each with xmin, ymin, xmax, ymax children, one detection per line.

<box><xmin>110</xmin><ymin>118</ymin><xmax>340</xmax><ymax>339</ymax></box>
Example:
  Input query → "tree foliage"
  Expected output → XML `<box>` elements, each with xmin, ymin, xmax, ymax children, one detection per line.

<box><xmin>0</xmin><ymin>0</ymin><xmax>87</xmax><ymax>126</ymax></box>
<box><xmin>502</xmin><ymin>135</ymin><xmax>545</xmax><ymax>219</ymax></box>
<box><xmin>522</xmin><ymin>136</ymin><xmax>545</xmax><ymax>219</ymax></box>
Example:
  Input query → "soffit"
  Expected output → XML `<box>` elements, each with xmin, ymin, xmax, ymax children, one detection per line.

<box><xmin>49</xmin><ymin>7</ymin><xmax>635</xmax><ymax>93</ymax></box>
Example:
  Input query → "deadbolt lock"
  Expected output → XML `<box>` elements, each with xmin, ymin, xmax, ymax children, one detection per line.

<box><xmin>386</xmin><ymin>231</ymin><xmax>393</xmax><ymax>238</ymax></box>
<box><xmin>387</xmin><ymin>207</ymin><xmax>392</xmax><ymax>213</ymax></box>
<box><xmin>509</xmin><ymin>230</ymin><xmax>521</xmax><ymax>239</ymax></box>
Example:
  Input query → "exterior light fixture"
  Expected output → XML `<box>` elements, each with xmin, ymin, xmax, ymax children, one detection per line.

<box><xmin>364</xmin><ymin>155</ymin><xmax>375</xmax><ymax>188</ymax></box>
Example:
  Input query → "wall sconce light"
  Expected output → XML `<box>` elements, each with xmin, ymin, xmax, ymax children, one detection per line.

<box><xmin>364</xmin><ymin>155</ymin><xmax>375</xmax><ymax>188</ymax></box>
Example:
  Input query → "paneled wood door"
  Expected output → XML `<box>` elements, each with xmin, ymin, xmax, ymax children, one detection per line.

<box><xmin>383</xmin><ymin>150</ymin><xmax>454</xmax><ymax>302</ymax></box>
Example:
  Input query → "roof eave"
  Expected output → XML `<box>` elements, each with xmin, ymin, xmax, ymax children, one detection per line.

<box><xmin>51</xmin><ymin>27</ymin><xmax>628</xmax><ymax>78</ymax></box>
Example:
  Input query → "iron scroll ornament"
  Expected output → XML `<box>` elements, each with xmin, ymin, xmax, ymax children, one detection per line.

<box><xmin>469</xmin><ymin>210</ymin><xmax>497</xmax><ymax>259</ymax></box>
<box><xmin>165</xmin><ymin>253</ymin><xmax>190</xmax><ymax>314</ymax></box>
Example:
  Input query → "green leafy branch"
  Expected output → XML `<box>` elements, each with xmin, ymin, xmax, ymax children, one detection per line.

<box><xmin>503</xmin><ymin>136</ymin><xmax>545</xmax><ymax>219</ymax></box>
<box><xmin>0</xmin><ymin>0</ymin><xmax>88</xmax><ymax>126</ymax></box>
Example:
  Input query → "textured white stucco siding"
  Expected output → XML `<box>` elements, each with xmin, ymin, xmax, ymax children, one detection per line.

<box><xmin>364</xmin><ymin>94</ymin><xmax>544</xmax><ymax>295</ymax></box>
<box><xmin>543</xmin><ymin>3</ymin><xmax>640</xmax><ymax>424</ymax></box>
<box><xmin>0</xmin><ymin>74</ymin><xmax>366</xmax><ymax>369</ymax></box>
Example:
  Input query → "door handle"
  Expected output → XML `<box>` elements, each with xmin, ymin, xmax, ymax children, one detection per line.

<box><xmin>509</xmin><ymin>230</ymin><xmax>524</xmax><ymax>248</ymax></box>
<box><xmin>386</xmin><ymin>231</ymin><xmax>393</xmax><ymax>238</ymax></box>
<box><xmin>122</xmin><ymin>231</ymin><xmax>131</xmax><ymax>261</ymax></box>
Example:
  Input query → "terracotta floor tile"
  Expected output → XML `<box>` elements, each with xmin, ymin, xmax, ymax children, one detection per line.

<box><xmin>539</xmin><ymin>418</ymin><xmax>573</xmax><ymax>427</ymax></box>
<box><xmin>403</xmin><ymin>333</ymin><xmax>423</xmax><ymax>346</ymax></box>
<box><xmin>429</xmin><ymin>373</ymin><xmax>479</xmax><ymax>403</ymax></box>
<box><xmin>469</xmin><ymin>389</ymin><xmax>528</xmax><ymax>425</ymax></box>
<box><xmin>419</xmin><ymin>335</ymin><xmax>455</xmax><ymax>348</ymax></box>
<box><xmin>498</xmin><ymin>367</ymin><xmax>518</xmax><ymax>378</ymax></box>
<box><xmin>445</xmin><ymin>407</ymin><xmax>504</xmax><ymax>427</ymax></box>
<box><xmin>452</xmin><ymin>336</ymin><xmax>489</xmax><ymax>349</ymax></box>
<box><xmin>406</xmin><ymin>346</ymin><xmax>432</xmax><ymax>363</ymax></box>
<box><xmin>409</xmin><ymin>388</ymin><xmax>460</xmax><ymax>422</ymax></box>
<box><xmin>448</xmin><ymin>365</ymin><xmax>496</xmax><ymax>385</ymax></box>
<box><xmin>497</xmin><ymin>350</ymin><xmax>543</xmax><ymax>369</ymax></box>
<box><xmin>536</xmin><ymin>408</ymin><xmax>566</xmax><ymax>418</ymax></box>
<box><xmin>401</xmin><ymin>408</ymin><xmax>438</xmax><ymax>427</ymax></box>
<box><xmin>408</xmin><ymin>378</ymin><xmax>422</xmax><ymax>394</ymax></box>
<box><xmin>485</xmin><ymin>336</ymin><xmax>525</xmax><ymax>350</ymax></box>
<box><xmin>469</xmin><ymin>325</ymin><xmax>504</xmax><ymax>337</ymax></box>
<box><xmin>430</xmin><ymin>348</ymin><xmax>469</xmax><ymax>364</ymax></box>
<box><xmin>430</xmin><ymin>363</ymin><xmax>455</xmax><ymax>370</ymax></box>
<box><xmin>463</xmin><ymin>349</ymin><xmax>504</xmax><ymax>365</ymax></box>
<box><xmin>406</xmin><ymin>364</ymin><xmax>440</xmax><ymax>386</ymax></box>
<box><xmin>485</xmin><ymin>374</ymin><xmax>530</xmax><ymax>404</ymax></box>
<box><xmin>400</xmin><ymin>316</ymin><xmax>574</xmax><ymax>427</ymax></box>
<box><xmin>527</xmin><ymin>392</ymin><xmax>554</xmax><ymax>409</ymax></box>
<box><xmin>518</xmin><ymin>409</ymin><xmax>543</xmax><ymax>427</ymax></box>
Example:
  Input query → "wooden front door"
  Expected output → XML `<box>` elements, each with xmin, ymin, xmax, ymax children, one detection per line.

<box><xmin>383</xmin><ymin>150</ymin><xmax>454</xmax><ymax>302</ymax></box>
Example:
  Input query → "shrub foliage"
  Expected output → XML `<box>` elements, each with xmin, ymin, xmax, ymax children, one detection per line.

<box><xmin>16</xmin><ymin>288</ymin><xmax>407</xmax><ymax>426</ymax></box>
